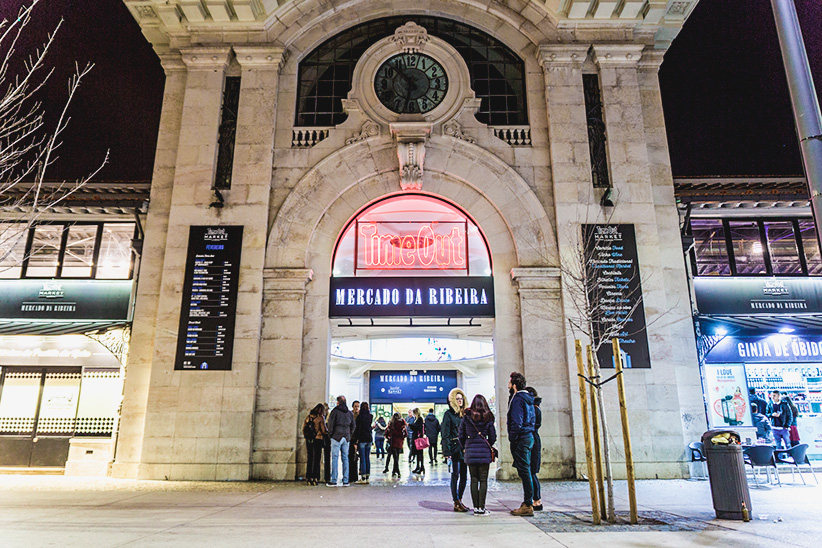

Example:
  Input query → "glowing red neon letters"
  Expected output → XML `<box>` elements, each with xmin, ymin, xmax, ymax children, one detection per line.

<box><xmin>358</xmin><ymin>223</ymin><xmax>465</xmax><ymax>269</ymax></box>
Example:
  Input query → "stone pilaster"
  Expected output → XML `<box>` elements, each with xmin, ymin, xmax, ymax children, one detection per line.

<box><xmin>510</xmin><ymin>267</ymin><xmax>574</xmax><ymax>479</ymax></box>
<box><xmin>112</xmin><ymin>54</ymin><xmax>187</xmax><ymax>479</ymax></box>
<box><xmin>253</xmin><ymin>268</ymin><xmax>313</xmax><ymax>480</ymax></box>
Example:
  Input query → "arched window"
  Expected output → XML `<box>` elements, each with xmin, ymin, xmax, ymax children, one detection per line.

<box><xmin>332</xmin><ymin>194</ymin><xmax>492</xmax><ymax>278</ymax></box>
<box><xmin>296</xmin><ymin>17</ymin><xmax>527</xmax><ymax>127</ymax></box>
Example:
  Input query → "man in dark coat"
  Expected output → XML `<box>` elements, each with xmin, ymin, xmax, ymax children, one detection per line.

<box><xmin>424</xmin><ymin>408</ymin><xmax>441</xmax><ymax>465</ymax></box>
<box><xmin>326</xmin><ymin>396</ymin><xmax>355</xmax><ymax>486</ymax></box>
<box><xmin>766</xmin><ymin>390</ymin><xmax>793</xmax><ymax>449</ymax></box>
<box><xmin>749</xmin><ymin>388</ymin><xmax>767</xmax><ymax>421</ymax></box>
<box><xmin>507</xmin><ymin>372</ymin><xmax>535</xmax><ymax>516</ymax></box>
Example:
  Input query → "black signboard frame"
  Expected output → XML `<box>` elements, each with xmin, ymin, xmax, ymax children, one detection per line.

<box><xmin>174</xmin><ymin>226</ymin><xmax>243</xmax><ymax>371</ymax></box>
<box><xmin>329</xmin><ymin>276</ymin><xmax>494</xmax><ymax>318</ymax></box>
<box><xmin>583</xmin><ymin>224</ymin><xmax>651</xmax><ymax>369</ymax></box>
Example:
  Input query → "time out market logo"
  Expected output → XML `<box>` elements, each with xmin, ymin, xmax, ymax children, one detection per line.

<box><xmin>38</xmin><ymin>282</ymin><xmax>64</xmax><ymax>299</ymax></box>
<box><xmin>204</xmin><ymin>228</ymin><xmax>228</xmax><ymax>241</ymax></box>
<box><xmin>763</xmin><ymin>280</ymin><xmax>789</xmax><ymax>296</ymax></box>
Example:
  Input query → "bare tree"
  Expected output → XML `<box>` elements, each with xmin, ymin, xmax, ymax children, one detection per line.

<box><xmin>0</xmin><ymin>0</ymin><xmax>108</xmax><ymax>271</ymax></box>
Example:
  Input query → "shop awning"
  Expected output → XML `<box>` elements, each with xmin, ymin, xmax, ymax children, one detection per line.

<box><xmin>0</xmin><ymin>320</ymin><xmax>131</xmax><ymax>336</ymax></box>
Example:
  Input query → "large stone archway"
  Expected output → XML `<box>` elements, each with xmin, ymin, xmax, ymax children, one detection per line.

<box><xmin>253</xmin><ymin>137</ymin><xmax>571</xmax><ymax>480</ymax></box>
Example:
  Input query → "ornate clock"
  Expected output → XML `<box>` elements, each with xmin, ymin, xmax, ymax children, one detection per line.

<box><xmin>374</xmin><ymin>53</ymin><xmax>448</xmax><ymax>114</ymax></box>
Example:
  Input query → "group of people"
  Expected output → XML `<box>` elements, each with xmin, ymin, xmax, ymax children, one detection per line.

<box><xmin>749</xmin><ymin>388</ymin><xmax>801</xmax><ymax>449</ymax></box>
<box><xmin>302</xmin><ymin>371</ymin><xmax>544</xmax><ymax>517</ymax></box>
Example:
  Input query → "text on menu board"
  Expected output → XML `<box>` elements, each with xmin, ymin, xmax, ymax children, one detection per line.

<box><xmin>583</xmin><ymin>224</ymin><xmax>651</xmax><ymax>369</ymax></box>
<box><xmin>174</xmin><ymin>226</ymin><xmax>243</xmax><ymax>371</ymax></box>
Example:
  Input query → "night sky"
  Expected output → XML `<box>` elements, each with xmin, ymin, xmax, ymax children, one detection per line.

<box><xmin>0</xmin><ymin>0</ymin><xmax>820</xmax><ymax>182</ymax></box>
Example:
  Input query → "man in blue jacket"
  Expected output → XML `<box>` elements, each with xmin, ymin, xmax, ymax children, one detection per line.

<box><xmin>507</xmin><ymin>371</ymin><xmax>535</xmax><ymax>516</ymax></box>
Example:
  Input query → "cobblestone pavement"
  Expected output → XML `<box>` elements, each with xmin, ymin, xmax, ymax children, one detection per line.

<box><xmin>0</xmin><ymin>468</ymin><xmax>819</xmax><ymax>547</ymax></box>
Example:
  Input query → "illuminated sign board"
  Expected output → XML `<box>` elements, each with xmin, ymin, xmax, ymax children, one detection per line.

<box><xmin>369</xmin><ymin>370</ymin><xmax>458</xmax><ymax>403</ymax></box>
<box><xmin>329</xmin><ymin>276</ymin><xmax>494</xmax><ymax>318</ymax></box>
<box><xmin>357</xmin><ymin>221</ymin><xmax>468</xmax><ymax>272</ymax></box>
<box><xmin>0</xmin><ymin>280</ymin><xmax>133</xmax><ymax>320</ymax></box>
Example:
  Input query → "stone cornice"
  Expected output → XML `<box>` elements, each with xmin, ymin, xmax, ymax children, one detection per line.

<box><xmin>638</xmin><ymin>50</ymin><xmax>666</xmax><ymax>72</ymax></box>
<box><xmin>179</xmin><ymin>46</ymin><xmax>232</xmax><ymax>70</ymax></box>
<box><xmin>159</xmin><ymin>53</ymin><xmax>186</xmax><ymax>74</ymax></box>
<box><xmin>592</xmin><ymin>44</ymin><xmax>645</xmax><ymax>68</ymax></box>
<box><xmin>233</xmin><ymin>46</ymin><xmax>286</xmax><ymax>70</ymax></box>
<box><xmin>510</xmin><ymin>267</ymin><xmax>562</xmax><ymax>289</ymax></box>
<box><xmin>536</xmin><ymin>44</ymin><xmax>590</xmax><ymax>69</ymax></box>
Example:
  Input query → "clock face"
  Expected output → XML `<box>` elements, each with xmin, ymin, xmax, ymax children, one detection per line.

<box><xmin>374</xmin><ymin>53</ymin><xmax>448</xmax><ymax>114</ymax></box>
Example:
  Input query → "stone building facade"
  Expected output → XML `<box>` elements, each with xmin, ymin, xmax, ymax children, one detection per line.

<box><xmin>115</xmin><ymin>0</ymin><xmax>705</xmax><ymax>481</ymax></box>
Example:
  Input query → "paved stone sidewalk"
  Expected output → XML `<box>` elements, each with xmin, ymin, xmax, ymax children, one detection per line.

<box><xmin>0</xmin><ymin>474</ymin><xmax>818</xmax><ymax>547</ymax></box>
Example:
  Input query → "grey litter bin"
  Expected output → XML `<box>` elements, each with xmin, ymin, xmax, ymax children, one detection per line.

<box><xmin>701</xmin><ymin>429</ymin><xmax>752</xmax><ymax>520</ymax></box>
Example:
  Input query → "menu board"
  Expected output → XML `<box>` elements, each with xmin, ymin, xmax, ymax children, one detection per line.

<box><xmin>584</xmin><ymin>224</ymin><xmax>651</xmax><ymax>369</ymax></box>
<box><xmin>174</xmin><ymin>226</ymin><xmax>243</xmax><ymax>371</ymax></box>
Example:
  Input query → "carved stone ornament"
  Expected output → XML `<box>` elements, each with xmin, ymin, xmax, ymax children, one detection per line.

<box><xmin>345</xmin><ymin>119</ymin><xmax>380</xmax><ymax>145</ymax></box>
<box><xmin>442</xmin><ymin>119</ymin><xmax>476</xmax><ymax>144</ymax></box>
<box><xmin>397</xmin><ymin>141</ymin><xmax>425</xmax><ymax>191</ymax></box>
<box><xmin>134</xmin><ymin>5</ymin><xmax>157</xmax><ymax>19</ymax></box>
<box><xmin>392</xmin><ymin>22</ymin><xmax>429</xmax><ymax>54</ymax></box>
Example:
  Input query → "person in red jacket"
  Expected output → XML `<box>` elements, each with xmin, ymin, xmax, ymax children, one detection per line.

<box><xmin>383</xmin><ymin>413</ymin><xmax>407</xmax><ymax>478</ymax></box>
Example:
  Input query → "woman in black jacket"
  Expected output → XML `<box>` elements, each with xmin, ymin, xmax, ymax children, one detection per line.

<box><xmin>442</xmin><ymin>388</ymin><xmax>468</xmax><ymax>512</ymax></box>
<box><xmin>409</xmin><ymin>408</ymin><xmax>426</xmax><ymax>475</ymax></box>
<box><xmin>354</xmin><ymin>402</ymin><xmax>374</xmax><ymax>483</ymax></box>
<box><xmin>526</xmin><ymin>387</ymin><xmax>542</xmax><ymax>510</ymax></box>
<box><xmin>458</xmin><ymin>394</ymin><xmax>497</xmax><ymax>515</ymax></box>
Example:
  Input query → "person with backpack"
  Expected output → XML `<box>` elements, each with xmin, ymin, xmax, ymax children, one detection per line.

<box><xmin>424</xmin><ymin>408</ymin><xmax>441</xmax><ymax>466</ymax></box>
<box><xmin>458</xmin><ymin>394</ymin><xmax>497</xmax><ymax>516</ymax></box>
<box><xmin>303</xmin><ymin>403</ymin><xmax>328</xmax><ymax>485</ymax></box>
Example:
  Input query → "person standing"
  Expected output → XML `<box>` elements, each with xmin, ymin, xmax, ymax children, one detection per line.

<box><xmin>355</xmin><ymin>402</ymin><xmax>374</xmax><ymax>483</ymax></box>
<box><xmin>525</xmin><ymin>387</ymin><xmax>542</xmax><ymax>511</ymax></box>
<box><xmin>458</xmin><ymin>394</ymin><xmax>497</xmax><ymax>516</ymax></box>
<box><xmin>409</xmin><ymin>408</ymin><xmax>426</xmax><ymax>475</ymax></box>
<box><xmin>303</xmin><ymin>403</ymin><xmax>328</xmax><ymax>486</ymax></box>
<box><xmin>442</xmin><ymin>387</ymin><xmax>469</xmax><ymax>512</ymax></box>
<box><xmin>349</xmin><ymin>400</ymin><xmax>360</xmax><ymax>484</ymax></box>
<box><xmin>767</xmin><ymin>390</ymin><xmax>793</xmax><ymax>450</ymax></box>
<box><xmin>406</xmin><ymin>410</ymin><xmax>417</xmax><ymax>469</ymax></box>
<box><xmin>507</xmin><ymin>372</ymin><xmax>536</xmax><ymax>516</ymax></box>
<box><xmin>383</xmin><ymin>412</ymin><xmax>407</xmax><ymax>478</ymax></box>
<box><xmin>783</xmin><ymin>394</ymin><xmax>801</xmax><ymax>447</ymax></box>
<box><xmin>749</xmin><ymin>388</ymin><xmax>767</xmax><ymax>420</ymax></box>
<box><xmin>751</xmin><ymin>403</ymin><xmax>774</xmax><ymax>445</ymax></box>
<box><xmin>326</xmin><ymin>396</ymin><xmax>355</xmax><ymax>486</ymax></box>
<box><xmin>374</xmin><ymin>415</ymin><xmax>387</xmax><ymax>460</ymax></box>
<box><xmin>322</xmin><ymin>403</ymin><xmax>331</xmax><ymax>484</ymax></box>
<box><xmin>424</xmin><ymin>408</ymin><xmax>441</xmax><ymax>466</ymax></box>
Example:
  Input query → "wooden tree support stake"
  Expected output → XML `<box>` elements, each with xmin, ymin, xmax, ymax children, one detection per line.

<box><xmin>613</xmin><ymin>338</ymin><xmax>638</xmax><ymax>524</ymax></box>
<box><xmin>575</xmin><ymin>339</ymin><xmax>601</xmax><ymax>524</ymax></box>
<box><xmin>587</xmin><ymin>344</ymin><xmax>607</xmax><ymax>521</ymax></box>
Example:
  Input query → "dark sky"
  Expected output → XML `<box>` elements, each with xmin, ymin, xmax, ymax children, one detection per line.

<box><xmin>1</xmin><ymin>0</ymin><xmax>820</xmax><ymax>181</ymax></box>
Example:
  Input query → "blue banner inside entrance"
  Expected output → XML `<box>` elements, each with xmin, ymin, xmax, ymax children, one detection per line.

<box><xmin>369</xmin><ymin>370</ymin><xmax>457</xmax><ymax>403</ymax></box>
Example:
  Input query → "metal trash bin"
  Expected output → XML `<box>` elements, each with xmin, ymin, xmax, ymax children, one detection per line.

<box><xmin>701</xmin><ymin>429</ymin><xmax>752</xmax><ymax>520</ymax></box>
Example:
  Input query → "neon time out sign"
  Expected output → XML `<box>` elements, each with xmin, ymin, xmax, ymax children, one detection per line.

<box><xmin>356</xmin><ymin>221</ymin><xmax>467</xmax><ymax>272</ymax></box>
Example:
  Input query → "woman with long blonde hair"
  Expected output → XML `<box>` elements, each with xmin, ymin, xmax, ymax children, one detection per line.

<box><xmin>409</xmin><ymin>407</ymin><xmax>426</xmax><ymax>475</ymax></box>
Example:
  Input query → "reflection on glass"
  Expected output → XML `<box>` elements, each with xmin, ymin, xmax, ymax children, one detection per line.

<box><xmin>25</xmin><ymin>225</ymin><xmax>63</xmax><ymax>277</ymax></box>
<box><xmin>691</xmin><ymin>219</ymin><xmax>730</xmax><ymax>275</ymax></box>
<box><xmin>728</xmin><ymin>221</ymin><xmax>767</xmax><ymax>274</ymax></box>
<box><xmin>798</xmin><ymin>220</ymin><xmax>822</xmax><ymax>275</ymax></box>
<box><xmin>0</xmin><ymin>370</ymin><xmax>41</xmax><ymax>434</ymax></box>
<box><xmin>764</xmin><ymin>221</ymin><xmax>801</xmax><ymax>275</ymax></box>
<box><xmin>0</xmin><ymin>223</ymin><xmax>28</xmax><ymax>278</ymax></box>
<box><xmin>62</xmin><ymin>225</ymin><xmax>98</xmax><ymax>277</ymax></box>
<box><xmin>96</xmin><ymin>223</ymin><xmax>134</xmax><ymax>279</ymax></box>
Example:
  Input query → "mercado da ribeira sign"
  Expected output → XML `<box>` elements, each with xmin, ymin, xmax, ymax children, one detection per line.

<box><xmin>329</xmin><ymin>276</ymin><xmax>494</xmax><ymax>318</ymax></box>
<box><xmin>0</xmin><ymin>280</ymin><xmax>132</xmax><ymax>320</ymax></box>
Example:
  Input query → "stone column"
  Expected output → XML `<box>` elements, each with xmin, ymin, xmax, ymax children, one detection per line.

<box><xmin>511</xmin><ymin>267</ymin><xmax>573</xmax><ymax>478</ymax></box>
<box><xmin>253</xmin><ymin>268</ymin><xmax>313</xmax><ymax>480</ymax></box>
<box><xmin>112</xmin><ymin>54</ymin><xmax>187</xmax><ymax>479</ymax></box>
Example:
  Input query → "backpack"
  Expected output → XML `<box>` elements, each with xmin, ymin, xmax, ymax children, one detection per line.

<box><xmin>303</xmin><ymin>415</ymin><xmax>318</xmax><ymax>439</ymax></box>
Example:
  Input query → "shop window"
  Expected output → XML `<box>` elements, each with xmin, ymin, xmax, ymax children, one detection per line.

<box><xmin>74</xmin><ymin>369</ymin><xmax>121</xmax><ymax>436</ymax></box>
<box><xmin>25</xmin><ymin>225</ymin><xmax>63</xmax><ymax>277</ymax></box>
<box><xmin>96</xmin><ymin>223</ymin><xmax>134</xmax><ymax>279</ymax></box>
<box><xmin>0</xmin><ymin>223</ymin><xmax>28</xmax><ymax>278</ymax></box>
<box><xmin>0</xmin><ymin>370</ymin><xmax>40</xmax><ymax>435</ymax></box>
<box><xmin>35</xmin><ymin>371</ymin><xmax>81</xmax><ymax>436</ymax></box>
<box><xmin>61</xmin><ymin>225</ymin><xmax>99</xmax><ymax>278</ymax></box>
<box><xmin>728</xmin><ymin>221</ymin><xmax>767</xmax><ymax>275</ymax></box>
<box><xmin>764</xmin><ymin>221</ymin><xmax>802</xmax><ymax>275</ymax></box>
<box><xmin>214</xmin><ymin>76</ymin><xmax>241</xmax><ymax>190</ymax></box>
<box><xmin>691</xmin><ymin>219</ymin><xmax>730</xmax><ymax>275</ymax></box>
<box><xmin>798</xmin><ymin>220</ymin><xmax>822</xmax><ymax>275</ymax></box>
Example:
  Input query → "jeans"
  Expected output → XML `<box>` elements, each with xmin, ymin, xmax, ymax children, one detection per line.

<box><xmin>358</xmin><ymin>442</ymin><xmax>372</xmax><ymax>475</ymax></box>
<box><xmin>450</xmin><ymin>456</ymin><xmax>467</xmax><ymax>503</ymax></box>
<box><xmin>468</xmin><ymin>463</ymin><xmax>490</xmax><ymax>510</ymax></box>
<box><xmin>375</xmin><ymin>436</ymin><xmax>385</xmax><ymax>457</ymax></box>
<box><xmin>306</xmin><ymin>439</ymin><xmax>323</xmax><ymax>481</ymax></box>
<box><xmin>773</xmin><ymin>427</ymin><xmax>791</xmax><ymax>450</ymax></box>
<box><xmin>428</xmin><ymin>441</ymin><xmax>438</xmax><ymax>463</ymax></box>
<box><xmin>530</xmin><ymin>436</ymin><xmax>541</xmax><ymax>502</ymax></box>
<box><xmin>330</xmin><ymin>437</ymin><xmax>349</xmax><ymax>485</ymax></box>
<box><xmin>511</xmin><ymin>433</ymin><xmax>535</xmax><ymax>506</ymax></box>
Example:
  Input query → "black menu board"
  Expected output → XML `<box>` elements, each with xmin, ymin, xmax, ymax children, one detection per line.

<box><xmin>174</xmin><ymin>226</ymin><xmax>243</xmax><ymax>371</ymax></box>
<box><xmin>584</xmin><ymin>224</ymin><xmax>651</xmax><ymax>369</ymax></box>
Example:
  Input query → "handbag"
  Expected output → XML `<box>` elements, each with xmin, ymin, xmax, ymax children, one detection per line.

<box><xmin>414</xmin><ymin>433</ymin><xmax>430</xmax><ymax>450</ymax></box>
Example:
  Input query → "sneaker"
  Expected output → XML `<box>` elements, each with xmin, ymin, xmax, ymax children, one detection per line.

<box><xmin>510</xmin><ymin>503</ymin><xmax>534</xmax><ymax>517</ymax></box>
<box><xmin>326</xmin><ymin>482</ymin><xmax>337</xmax><ymax>487</ymax></box>
<box><xmin>473</xmin><ymin>509</ymin><xmax>486</xmax><ymax>516</ymax></box>
<box><xmin>342</xmin><ymin>483</ymin><xmax>350</xmax><ymax>487</ymax></box>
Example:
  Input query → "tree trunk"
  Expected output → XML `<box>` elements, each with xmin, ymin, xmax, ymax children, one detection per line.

<box><xmin>593</xmin><ymin>355</ymin><xmax>616</xmax><ymax>523</ymax></box>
